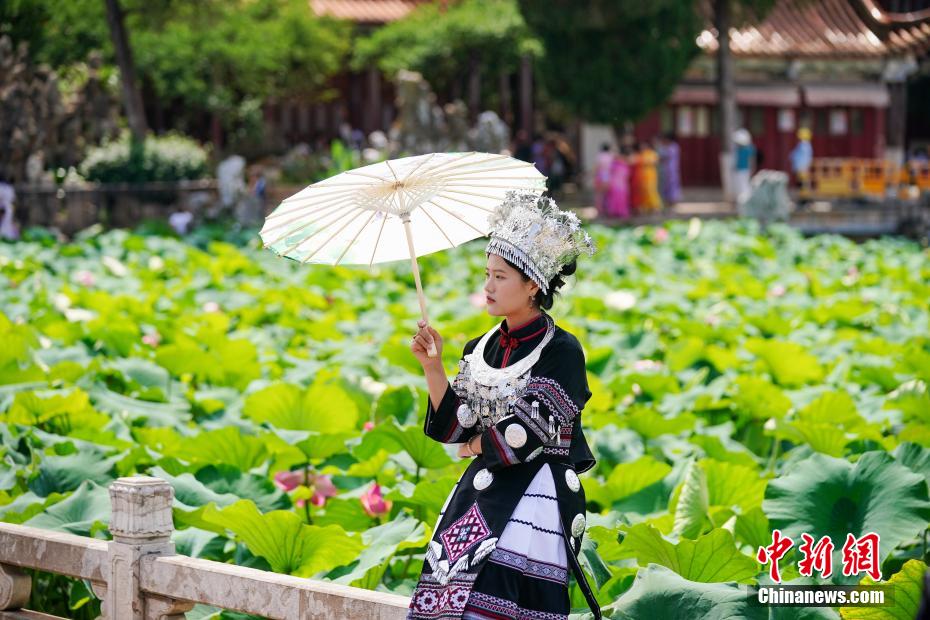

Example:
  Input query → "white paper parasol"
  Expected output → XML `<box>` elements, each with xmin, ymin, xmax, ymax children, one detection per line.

<box><xmin>259</xmin><ymin>151</ymin><xmax>546</xmax><ymax>356</ymax></box>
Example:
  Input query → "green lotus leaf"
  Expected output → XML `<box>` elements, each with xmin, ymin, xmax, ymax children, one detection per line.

<box><xmin>839</xmin><ymin>559</ymin><xmax>927</xmax><ymax>619</ymax></box>
<box><xmin>201</xmin><ymin>499</ymin><xmax>362</xmax><ymax>577</ymax></box>
<box><xmin>24</xmin><ymin>480</ymin><xmax>111</xmax><ymax>536</ymax></box>
<box><xmin>329</xmin><ymin>512</ymin><xmax>429</xmax><ymax>588</ymax></box>
<box><xmin>746</xmin><ymin>339</ymin><xmax>825</xmax><ymax>387</ymax></box>
<box><xmin>243</xmin><ymin>381</ymin><xmax>358</xmax><ymax>433</ymax></box>
<box><xmin>764</xmin><ymin>451</ymin><xmax>930</xmax><ymax>576</ymax></box>
<box><xmin>616</xmin><ymin>524</ymin><xmax>759</xmax><ymax>583</ymax></box>
<box><xmin>605</xmin><ymin>563</ymin><xmax>839</xmax><ymax>619</ymax></box>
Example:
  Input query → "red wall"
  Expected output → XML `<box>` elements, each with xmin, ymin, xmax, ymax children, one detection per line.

<box><xmin>633</xmin><ymin>104</ymin><xmax>886</xmax><ymax>187</ymax></box>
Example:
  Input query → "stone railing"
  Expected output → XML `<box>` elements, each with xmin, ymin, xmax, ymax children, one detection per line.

<box><xmin>13</xmin><ymin>181</ymin><xmax>220</xmax><ymax>236</ymax></box>
<box><xmin>0</xmin><ymin>476</ymin><xmax>410</xmax><ymax>619</ymax></box>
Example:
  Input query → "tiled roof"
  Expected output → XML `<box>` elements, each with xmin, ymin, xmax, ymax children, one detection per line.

<box><xmin>697</xmin><ymin>0</ymin><xmax>930</xmax><ymax>58</ymax></box>
<box><xmin>310</xmin><ymin>0</ymin><xmax>431</xmax><ymax>24</ymax></box>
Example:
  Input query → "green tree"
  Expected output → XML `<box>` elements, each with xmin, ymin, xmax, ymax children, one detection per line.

<box><xmin>353</xmin><ymin>0</ymin><xmax>541</xmax><ymax>117</ymax></box>
<box><xmin>714</xmin><ymin>0</ymin><xmax>776</xmax><ymax>197</ymax></box>
<box><xmin>2</xmin><ymin>0</ymin><xmax>350</xmax><ymax>149</ymax></box>
<box><xmin>516</xmin><ymin>1</ymin><xmax>703</xmax><ymax>139</ymax></box>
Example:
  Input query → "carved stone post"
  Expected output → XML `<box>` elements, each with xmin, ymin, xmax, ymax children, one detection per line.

<box><xmin>0</xmin><ymin>563</ymin><xmax>30</xmax><ymax>610</ymax></box>
<box><xmin>105</xmin><ymin>476</ymin><xmax>192</xmax><ymax>620</ymax></box>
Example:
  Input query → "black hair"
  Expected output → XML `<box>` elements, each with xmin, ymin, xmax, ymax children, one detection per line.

<box><xmin>600</xmin><ymin>143</ymin><xmax>611</xmax><ymax>151</ymax></box>
<box><xmin>499</xmin><ymin>255</ymin><xmax>577</xmax><ymax>311</ymax></box>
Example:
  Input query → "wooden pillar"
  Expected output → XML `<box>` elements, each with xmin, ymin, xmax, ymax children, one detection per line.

<box><xmin>519</xmin><ymin>54</ymin><xmax>533</xmax><ymax>137</ymax></box>
<box><xmin>886</xmin><ymin>81</ymin><xmax>907</xmax><ymax>165</ymax></box>
<box><xmin>499</xmin><ymin>69</ymin><xmax>513</xmax><ymax>126</ymax></box>
<box><xmin>366</xmin><ymin>66</ymin><xmax>382</xmax><ymax>133</ymax></box>
<box><xmin>468</xmin><ymin>53</ymin><xmax>482</xmax><ymax>122</ymax></box>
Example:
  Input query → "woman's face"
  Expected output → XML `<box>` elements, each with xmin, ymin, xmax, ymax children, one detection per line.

<box><xmin>483</xmin><ymin>253</ymin><xmax>539</xmax><ymax>316</ymax></box>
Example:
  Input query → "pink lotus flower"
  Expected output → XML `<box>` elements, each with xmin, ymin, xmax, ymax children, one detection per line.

<box><xmin>201</xmin><ymin>301</ymin><xmax>220</xmax><ymax>313</ymax></box>
<box><xmin>768</xmin><ymin>284</ymin><xmax>786</xmax><ymax>298</ymax></box>
<box><xmin>653</xmin><ymin>227</ymin><xmax>669</xmax><ymax>243</ymax></box>
<box><xmin>360</xmin><ymin>482</ymin><xmax>392</xmax><ymax>517</ymax></box>
<box><xmin>308</xmin><ymin>475</ymin><xmax>337</xmax><ymax>507</ymax></box>
<box><xmin>142</xmin><ymin>332</ymin><xmax>161</xmax><ymax>347</ymax></box>
<box><xmin>274</xmin><ymin>469</ymin><xmax>305</xmax><ymax>492</ymax></box>
<box><xmin>274</xmin><ymin>470</ymin><xmax>339</xmax><ymax>508</ymax></box>
<box><xmin>75</xmin><ymin>270</ymin><xmax>95</xmax><ymax>287</ymax></box>
<box><xmin>363</xmin><ymin>421</ymin><xmax>375</xmax><ymax>431</ymax></box>
<box><xmin>469</xmin><ymin>291</ymin><xmax>487</xmax><ymax>308</ymax></box>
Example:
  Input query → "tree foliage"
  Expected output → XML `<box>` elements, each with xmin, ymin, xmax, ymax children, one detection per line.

<box><xmin>2</xmin><ymin>0</ymin><xmax>350</xmax><ymax>138</ymax></box>
<box><xmin>353</xmin><ymin>0</ymin><xmax>541</xmax><ymax>93</ymax></box>
<box><xmin>517</xmin><ymin>0</ymin><xmax>703</xmax><ymax>130</ymax></box>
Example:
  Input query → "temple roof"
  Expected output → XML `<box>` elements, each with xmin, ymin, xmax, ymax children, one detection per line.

<box><xmin>696</xmin><ymin>0</ymin><xmax>930</xmax><ymax>58</ymax></box>
<box><xmin>310</xmin><ymin>0</ymin><xmax>430</xmax><ymax>24</ymax></box>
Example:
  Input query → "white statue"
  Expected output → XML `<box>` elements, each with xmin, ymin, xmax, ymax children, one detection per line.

<box><xmin>0</xmin><ymin>182</ymin><xmax>19</xmax><ymax>241</ymax></box>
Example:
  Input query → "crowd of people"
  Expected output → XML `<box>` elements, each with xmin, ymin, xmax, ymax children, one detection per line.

<box><xmin>592</xmin><ymin>134</ymin><xmax>681</xmax><ymax>219</ymax></box>
<box><xmin>511</xmin><ymin>130</ymin><xmax>577</xmax><ymax>198</ymax></box>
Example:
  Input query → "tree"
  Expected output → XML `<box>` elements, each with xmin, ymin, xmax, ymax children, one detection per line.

<box><xmin>104</xmin><ymin>0</ymin><xmax>147</xmax><ymax>141</ymax></box>
<box><xmin>713</xmin><ymin>0</ymin><xmax>775</xmax><ymax>199</ymax></box>
<box><xmin>2</xmin><ymin>0</ymin><xmax>350</xmax><ymax>150</ymax></box>
<box><xmin>353</xmin><ymin>0</ymin><xmax>541</xmax><ymax>118</ymax></box>
<box><xmin>516</xmin><ymin>1</ymin><xmax>703</xmax><ymax>141</ymax></box>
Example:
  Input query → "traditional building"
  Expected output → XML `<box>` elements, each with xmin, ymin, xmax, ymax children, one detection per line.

<box><xmin>293</xmin><ymin>0</ymin><xmax>929</xmax><ymax>189</ymax></box>
<box><xmin>623</xmin><ymin>0</ymin><xmax>930</xmax><ymax>186</ymax></box>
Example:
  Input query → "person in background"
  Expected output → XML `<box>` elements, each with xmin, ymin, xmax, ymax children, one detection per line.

<box><xmin>531</xmin><ymin>134</ymin><xmax>548</xmax><ymax>177</ymax></box>
<box><xmin>733</xmin><ymin>128</ymin><xmax>756</xmax><ymax>203</ymax></box>
<box><xmin>512</xmin><ymin>130</ymin><xmax>533</xmax><ymax>163</ymax></box>
<box><xmin>593</xmin><ymin>143</ymin><xmax>614</xmax><ymax>216</ymax></box>
<box><xmin>604</xmin><ymin>146</ymin><xmax>632</xmax><ymax>220</ymax></box>
<box><xmin>632</xmin><ymin>141</ymin><xmax>662</xmax><ymax>213</ymax></box>
<box><xmin>789</xmin><ymin>127</ymin><xmax>813</xmax><ymax>192</ymax></box>
<box><xmin>657</xmin><ymin>133</ymin><xmax>682</xmax><ymax>207</ymax></box>
<box><xmin>544</xmin><ymin>137</ymin><xmax>566</xmax><ymax>197</ymax></box>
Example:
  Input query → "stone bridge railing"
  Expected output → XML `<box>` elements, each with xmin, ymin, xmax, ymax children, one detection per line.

<box><xmin>0</xmin><ymin>476</ymin><xmax>410</xmax><ymax>619</ymax></box>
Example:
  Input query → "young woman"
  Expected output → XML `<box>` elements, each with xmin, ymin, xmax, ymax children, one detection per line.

<box><xmin>407</xmin><ymin>192</ymin><xmax>601</xmax><ymax>620</ymax></box>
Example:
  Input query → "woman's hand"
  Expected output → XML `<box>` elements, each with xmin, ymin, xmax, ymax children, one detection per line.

<box><xmin>410</xmin><ymin>319</ymin><xmax>443</xmax><ymax>368</ymax></box>
<box><xmin>456</xmin><ymin>435</ymin><xmax>482</xmax><ymax>458</ymax></box>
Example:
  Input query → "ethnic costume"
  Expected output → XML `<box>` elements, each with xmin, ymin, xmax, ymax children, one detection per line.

<box><xmin>407</xmin><ymin>192</ymin><xmax>601</xmax><ymax>620</ymax></box>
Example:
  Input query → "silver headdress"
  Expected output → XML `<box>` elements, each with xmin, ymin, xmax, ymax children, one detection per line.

<box><xmin>485</xmin><ymin>191</ymin><xmax>597</xmax><ymax>294</ymax></box>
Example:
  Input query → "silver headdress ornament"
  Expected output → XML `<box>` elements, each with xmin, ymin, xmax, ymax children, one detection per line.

<box><xmin>485</xmin><ymin>191</ymin><xmax>597</xmax><ymax>294</ymax></box>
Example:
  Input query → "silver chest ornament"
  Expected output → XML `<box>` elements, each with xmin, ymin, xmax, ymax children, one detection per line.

<box><xmin>451</xmin><ymin>315</ymin><xmax>555</xmax><ymax>432</ymax></box>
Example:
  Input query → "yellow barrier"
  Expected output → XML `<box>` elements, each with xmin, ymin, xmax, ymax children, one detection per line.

<box><xmin>807</xmin><ymin>159</ymin><xmax>857</xmax><ymax>198</ymax></box>
<box><xmin>801</xmin><ymin>158</ymin><xmax>929</xmax><ymax>201</ymax></box>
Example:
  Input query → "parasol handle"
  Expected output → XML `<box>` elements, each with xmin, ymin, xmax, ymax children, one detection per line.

<box><xmin>401</xmin><ymin>214</ymin><xmax>437</xmax><ymax>358</ymax></box>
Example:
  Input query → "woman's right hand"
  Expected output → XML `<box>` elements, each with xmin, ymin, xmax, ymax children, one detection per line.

<box><xmin>411</xmin><ymin>319</ymin><xmax>443</xmax><ymax>368</ymax></box>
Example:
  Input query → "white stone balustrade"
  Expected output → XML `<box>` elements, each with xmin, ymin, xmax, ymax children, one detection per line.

<box><xmin>0</xmin><ymin>476</ymin><xmax>410</xmax><ymax>619</ymax></box>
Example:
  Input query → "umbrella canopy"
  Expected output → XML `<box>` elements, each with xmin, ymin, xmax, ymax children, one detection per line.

<box><xmin>260</xmin><ymin>151</ymin><xmax>546</xmax><ymax>357</ymax></box>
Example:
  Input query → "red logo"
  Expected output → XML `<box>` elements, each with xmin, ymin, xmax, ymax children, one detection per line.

<box><xmin>757</xmin><ymin>531</ymin><xmax>882</xmax><ymax>583</ymax></box>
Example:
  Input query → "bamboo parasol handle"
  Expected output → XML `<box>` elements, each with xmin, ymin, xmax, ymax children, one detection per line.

<box><xmin>401</xmin><ymin>214</ymin><xmax>437</xmax><ymax>358</ymax></box>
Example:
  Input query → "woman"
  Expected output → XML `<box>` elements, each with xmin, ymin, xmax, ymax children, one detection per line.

<box><xmin>634</xmin><ymin>141</ymin><xmax>662</xmax><ymax>212</ymax></box>
<box><xmin>407</xmin><ymin>191</ymin><xmax>601</xmax><ymax>620</ymax></box>
<box><xmin>604</xmin><ymin>147</ymin><xmax>631</xmax><ymax>220</ymax></box>
<box><xmin>593</xmin><ymin>143</ymin><xmax>614</xmax><ymax>216</ymax></box>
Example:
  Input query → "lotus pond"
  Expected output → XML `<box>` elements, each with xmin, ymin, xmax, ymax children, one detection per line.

<box><xmin>1</xmin><ymin>218</ymin><xmax>929</xmax><ymax>619</ymax></box>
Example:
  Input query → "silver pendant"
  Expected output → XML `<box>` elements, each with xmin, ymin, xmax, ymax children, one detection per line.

<box><xmin>571</xmin><ymin>513</ymin><xmax>586</xmax><ymax>538</ymax></box>
<box><xmin>565</xmin><ymin>469</ymin><xmax>580</xmax><ymax>492</ymax></box>
<box><xmin>504</xmin><ymin>423</ymin><xmax>527</xmax><ymax>448</ymax></box>
<box><xmin>456</xmin><ymin>403</ymin><xmax>477</xmax><ymax>428</ymax></box>
<box><xmin>473</xmin><ymin>468</ymin><xmax>493</xmax><ymax>491</ymax></box>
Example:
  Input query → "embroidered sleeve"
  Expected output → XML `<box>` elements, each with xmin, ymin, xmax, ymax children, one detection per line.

<box><xmin>423</xmin><ymin>340</ymin><xmax>480</xmax><ymax>444</ymax></box>
<box><xmin>480</xmin><ymin>338</ymin><xmax>589</xmax><ymax>472</ymax></box>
